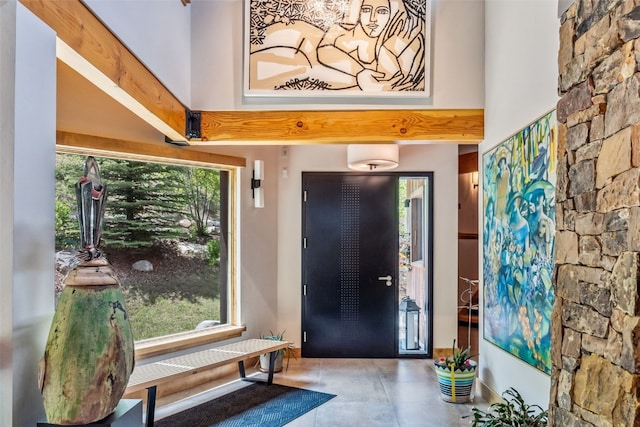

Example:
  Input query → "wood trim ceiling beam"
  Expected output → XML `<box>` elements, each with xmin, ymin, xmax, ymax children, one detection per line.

<box><xmin>198</xmin><ymin>109</ymin><xmax>484</xmax><ymax>144</ymax></box>
<box><xmin>57</xmin><ymin>131</ymin><xmax>246</xmax><ymax>168</ymax></box>
<box><xmin>22</xmin><ymin>0</ymin><xmax>484</xmax><ymax>146</ymax></box>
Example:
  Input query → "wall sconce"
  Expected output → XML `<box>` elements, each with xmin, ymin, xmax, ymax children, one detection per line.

<box><xmin>347</xmin><ymin>144</ymin><xmax>399</xmax><ymax>171</ymax></box>
<box><xmin>251</xmin><ymin>160</ymin><xmax>264</xmax><ymax>208</ymax></box>
<box><xmin>471</xmin><ymin>171</ymin><xmax>479</xmax><ymax>189</ymax></box>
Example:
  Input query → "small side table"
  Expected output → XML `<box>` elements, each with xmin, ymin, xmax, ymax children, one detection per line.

<box><xmin>38</xmin><ymin>399</ymin><xmax>142</xmax><ymax>427</ymax></box>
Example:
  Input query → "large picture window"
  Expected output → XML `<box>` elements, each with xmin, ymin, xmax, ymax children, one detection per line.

<box><xmin>55</xmin><ymin>152</ymin><xmax>237</xmax><ymax>357</ymax></box>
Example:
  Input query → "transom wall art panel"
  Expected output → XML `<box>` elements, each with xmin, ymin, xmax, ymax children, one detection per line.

<box><xmin>245</xmin><ymin>0</ymin><xmax>431</xmax><ymax>96</ymax></box>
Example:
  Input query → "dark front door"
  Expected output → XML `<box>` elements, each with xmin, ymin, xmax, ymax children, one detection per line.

<box><xmin>302</xmin><ymin>173</ymin><xmax>397</xmax><ymax>357</ymax></box>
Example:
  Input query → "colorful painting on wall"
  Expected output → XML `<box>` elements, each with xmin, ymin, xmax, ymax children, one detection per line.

<box><xmin>482</xmin><ymin>110</ymin><xmax>557</xmax><ymax>374</ymax></box>
<box><xmin>245</xmin><ymin>0</ymin><xmax>430</xmax><ymax>96</ymax></box>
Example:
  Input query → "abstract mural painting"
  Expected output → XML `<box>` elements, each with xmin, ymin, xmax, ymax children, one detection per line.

<box><xmin>482</xmin><ymin>110</ymin><xmax>557</xmax><ymax>374</ymax></box>
<box><xmin>245</xmin><ymin>0</ymin><xmax>430</xmax><ymax>96</ymax></box>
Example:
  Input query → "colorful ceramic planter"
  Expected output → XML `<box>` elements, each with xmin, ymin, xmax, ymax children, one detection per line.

<box><xmin>434</xmin><ymin>360</ymin><xmax>477</xmax><ymax>403</ymax></box>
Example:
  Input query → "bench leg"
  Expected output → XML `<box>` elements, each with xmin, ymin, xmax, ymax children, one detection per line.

<box><xmin>146</xmin><ymin>385</ymin><xmax>157</xmax><ymax>427</ymax></box>
<box><xmin>238</xmin><ymin>360</ymin><xmax>246</xmax><ymax>379</ymax></box>
<box><xmin>266</xmin><ymin>351</ymin><xmax>276</xmax><ymax>385</ymax></box>
<box><xmin>238</xmin><ymin>352</ymin><xmax>277</xmax><ymax>385</ymax></box>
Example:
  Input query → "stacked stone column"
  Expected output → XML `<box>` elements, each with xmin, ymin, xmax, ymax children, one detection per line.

<box><xmin>551</xmin><ymin>1</ymin><xmax>640</xmax><ymax>425</ymax></box>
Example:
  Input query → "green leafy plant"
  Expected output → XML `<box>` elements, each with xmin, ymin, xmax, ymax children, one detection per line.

<box><xmin>206</xmin><ymin>238</ymin><xmax>220</xmax><ymax>266</ymax></box>
<box><xmin>259</xmin><ymin>331</ymin><xmax>296</xmax><ymax>371</ymax></box>
<box><xmin>471</xmin><ymin>387</ymin><xmax>548</xmax><ymax>426</ymax></box>
<box><xmin>434</xmin><ymin>339</ymin><xmax>476</xmax><ymax>370</ymax></box>
<box><xmin>55</xmin><ymin>198</ymin><xmax>79</xmax><ymax>249</ymax></box>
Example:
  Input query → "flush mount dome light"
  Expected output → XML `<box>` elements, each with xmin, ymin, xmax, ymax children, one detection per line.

<box><xmin>347</xmin><ymin>144</ymin><xmax>399</xmax><ymax>171</ymax></box>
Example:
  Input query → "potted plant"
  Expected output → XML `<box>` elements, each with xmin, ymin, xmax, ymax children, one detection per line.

<box><xmin>258</xmin><ymin>331</ymin><xmax>295</xmax><ymax>373</ymax></box>
<box><xmin>433</xmin><ymin>339</ymin><xmax>477</xmax><ymax>403</ymax></box>
<box><xmin>471</xmin><ymin>387</ymin><xmax>548</xmax><ymax>426</ymax></box>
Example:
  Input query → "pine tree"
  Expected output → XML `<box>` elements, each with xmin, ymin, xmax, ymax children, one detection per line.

<box><xmin>99</xmin><ymin>158</ymin><xmax>187</xmax><ymax>248</ymax></box>
<box><xmin>55</xmin><ymin>154</ymin><xmax>223</xmax><ymax>250</ymax></box>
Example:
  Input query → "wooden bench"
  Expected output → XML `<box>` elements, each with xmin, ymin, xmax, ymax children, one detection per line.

<box><xmin>126</xmin><ymin>338</ymin><xmax>290</xmax><ymax>427</ymax></box>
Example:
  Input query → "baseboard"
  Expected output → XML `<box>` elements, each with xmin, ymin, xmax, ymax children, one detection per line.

<box><xmin>476</xmin><ymin>378</ymin><xmax>503</xmax><ymax>404</ymax></box>
<box><xmin>290</xmin><ymin>347</ymin><xmax>301</xmax><ymax>359</ymax></box>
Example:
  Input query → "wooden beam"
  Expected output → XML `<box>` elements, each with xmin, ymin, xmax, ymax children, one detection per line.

<box><xmin>198</xmin><ymin>109</ymin><xmax>484</xmax><ymax>144</ymax></box>
<box><xmin>21</xmin><ymin>0</ymin><xmax>186</xmax><ymax>139</ymax></box>
<box><xmin>56</xmin><ymin>131</ymin><xmax>246</xmax><ymax>168</ymax></box>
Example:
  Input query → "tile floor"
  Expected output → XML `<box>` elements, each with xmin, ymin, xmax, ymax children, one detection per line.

<box><xmin>155</xmin><ymin>357</ymin><xmax>489</xmax><ymax>426</ymax></box>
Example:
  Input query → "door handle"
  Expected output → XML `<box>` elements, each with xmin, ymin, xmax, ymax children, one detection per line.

<box><xmin>378</xmin><ymin>275</ymin><xmax>393</xmax><ymax>287</ymax></box>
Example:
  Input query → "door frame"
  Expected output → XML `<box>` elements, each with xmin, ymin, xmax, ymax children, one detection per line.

<box><xmin>397</xmin><ymin>172</ymin><xmax>434</xmax><ymax>359</ymax></box>
<box><xmin>300</xmin><ymin>171</ymin><xmax>434</xmax><ymax>358</ymax></box>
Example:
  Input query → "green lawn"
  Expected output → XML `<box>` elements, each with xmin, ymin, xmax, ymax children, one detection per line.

<box><xmin>107</xmin><ymin>243</ymin><xmax>221</xmax><ymax>341</ymax></box>
<box><xmin>124</xmin><ymin>291</ymin><xmax>220</xmax><ymax>340</ymax></box>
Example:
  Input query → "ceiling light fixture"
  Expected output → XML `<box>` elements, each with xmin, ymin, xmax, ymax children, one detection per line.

<box><xmin>347</xmin><ymin>144</ymin><xmax>399</xmax><ymax>171</ymax></box>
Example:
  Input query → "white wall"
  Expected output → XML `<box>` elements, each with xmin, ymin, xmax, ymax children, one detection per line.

<box><xmin>479</xmin><ymin>0</ymin><xmax>559</xmax><ymax>407</ymax></box>
<box><xmin>4</xmin><ymin>4</ymin><xmax>57</xmax><ymax>425</ymax></box>
<box><xmin>276</xmin><ymin>144</ymin><xmax>460</xmax><ymax>349</ymax></box>
<box><xmin>190</xmin><ymin>0</ymin><xmax>484</xmax><ymax>110</ymax></box>
<box><xmin>0</xmin><ymin>3</ymin><xmax>17</xmax><ymax>426</ymax></box>
<box><xmin>84</xmin><ymin>0</ymin><xmax>192</xmax><ymax>106</ymax></box>
<box><xmin>236</xmin><ymin>146</ymin><xmax>281</xmax><ymax>336</ymax></box>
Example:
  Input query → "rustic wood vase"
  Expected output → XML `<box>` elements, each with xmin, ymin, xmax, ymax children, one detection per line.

<box><xmin>40</xmin><ymin>259</ymin><xmax>134</xmax><ymax>424</ymax></box>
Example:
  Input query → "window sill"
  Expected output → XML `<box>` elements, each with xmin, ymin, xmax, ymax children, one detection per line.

<box><xmin>134</xmin><ymin>324</ymin><xmax>247</xmax><ymax>361</ymax></box>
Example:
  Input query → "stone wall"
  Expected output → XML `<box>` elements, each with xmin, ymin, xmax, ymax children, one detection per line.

<box><xmin>552</xmin><ymin>1</ymin><xmax>640</xmax><ymax>425</ymax></box>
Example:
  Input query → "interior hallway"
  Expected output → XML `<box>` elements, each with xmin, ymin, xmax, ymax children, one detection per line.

<box><xmin>155</xmin><ymin>357</ymin><xmax>489</xmax><ymax>426</ymax></box>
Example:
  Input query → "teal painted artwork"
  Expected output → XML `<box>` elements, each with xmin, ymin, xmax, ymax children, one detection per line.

<box><xmin>482</xmin><ymin>110</ymin><xmax>557</xmax><ymax>374</ymax></box>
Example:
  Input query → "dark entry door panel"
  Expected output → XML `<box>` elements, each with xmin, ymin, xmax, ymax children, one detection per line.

<box><xmin>302</xmin><ymin>173</ymin><xmax>397</xmax><ymax>358</ymax></box>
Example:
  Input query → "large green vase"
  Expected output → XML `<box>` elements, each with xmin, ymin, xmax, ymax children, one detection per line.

<box><xmin>41</xmin><ymin>156</ymin><xmax>134</xmax><ymax>424</ymax></box>
<box><xmin>40</xmin><ymin>259</ymin><xmax>134</xmax><ymax>424</ymax></box>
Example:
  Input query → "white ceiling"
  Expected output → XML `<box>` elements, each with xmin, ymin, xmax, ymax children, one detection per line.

<box><xmin>56</xmin><ymin>60</ymin><xmax>166</xmax><ymax>146</ymax></box>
